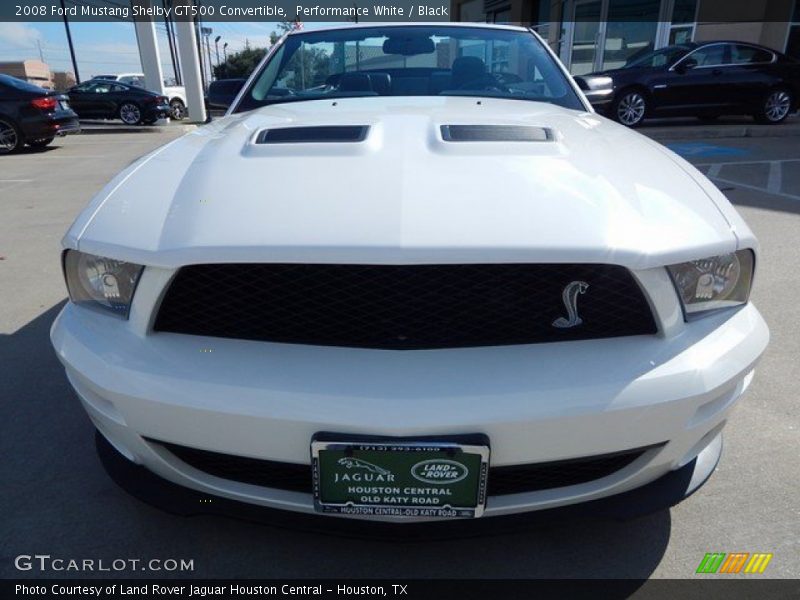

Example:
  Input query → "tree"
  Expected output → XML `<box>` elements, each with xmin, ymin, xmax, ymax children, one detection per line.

<box><xmin>282</xmin><ymin>46</ymin><xmax>331</xmax><ymax>90</ymax></box>
<box><xmin>270</xmin><ymin>19</ymin><xmax>300</xmax><ymax>46</ymax></box>
<box><xmin>213</xmin><ymin>46</ymin><xmax>267</xmax><ymax>79</ymax></box>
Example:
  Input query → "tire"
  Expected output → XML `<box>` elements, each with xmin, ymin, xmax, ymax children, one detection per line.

<box><xmin>170</xmin><ymin>99</ymin><xmax>186</xmax><ymax>120</ymax></box>
<box><xmin>0</xmin><ymin>118</ymin><xmax>23</xmax><ymax>154</ymax></box>
<box><xmin>755</xmin><ymin>88</ymin><xmax>793</xmax><ymax>124</ymax></box>
<box><xmin>613</xmin><ymin>89</ymin><xmax>648</xmax><ymax>127</ymax></box>
<box><xmin>28</xmin><ymin>137</ymin><xmax>55</xmax><ymax>148</ymax></box>
<box><xmin>118</xmin><ymin>102</ymin><xmax>142</xmax><ymax>125</ymax></box>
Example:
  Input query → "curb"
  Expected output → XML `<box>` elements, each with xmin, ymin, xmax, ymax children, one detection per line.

<box><xmin>77</xmin><ymin>123</ymin><xmax>198</xmax><ymax>135</ymax></box>
<box><xmin>641</xmin><ymin>118</ymin><xmax>800</xmax><ymax>141</ymax></box>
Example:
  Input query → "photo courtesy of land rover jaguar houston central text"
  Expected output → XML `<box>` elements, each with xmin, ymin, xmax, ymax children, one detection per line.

<box><xmin>51</xmin><ymin>23</ymin><xmax>769</xmax><ymax>524</ymax></box>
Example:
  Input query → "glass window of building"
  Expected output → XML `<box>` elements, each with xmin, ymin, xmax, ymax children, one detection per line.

<box><xmin>669</xmin><ymin>0</ymin><xmax>698</xmax><ymax>45</ymax></box>
<box><xmin>602</xmin><ymin>0</ymin><xmax>660</xmax><ymax>71</ymax></box>
<box><xmin>787</xmin><ymin>1</ymin><xmax>800</xmax><ymax>60</ymax></box>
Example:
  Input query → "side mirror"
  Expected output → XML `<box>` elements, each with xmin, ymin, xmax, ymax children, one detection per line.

<box><xmin>206</xmin><ymin>78</ymin><xmax>246</xmax><ymax>110</ymax></box>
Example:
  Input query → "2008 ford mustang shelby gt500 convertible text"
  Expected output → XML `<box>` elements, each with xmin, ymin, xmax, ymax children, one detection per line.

<box><xmin>51</xmin><ymin>24</ymin><xmax>769</xmax><ymax>523</ymax></box>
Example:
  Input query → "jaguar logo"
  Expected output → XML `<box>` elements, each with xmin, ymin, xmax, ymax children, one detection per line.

<box><xmin>337</xmin><ymin>457</ymin><xmax>392</xmax><ymax>476</ymax></box>
<box><xmin>411</xmin><ymin>459</ymin><xmax>468</xmax><ymax>485</ymax></box>
<box><xmin>552</xmin><ymin>281</ymin><xmax>589</xmax><ymax>328</ymax></box>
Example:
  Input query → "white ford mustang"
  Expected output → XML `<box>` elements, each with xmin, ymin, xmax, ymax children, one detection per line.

<box><xmin>51</xmin><ymin>23</ymin><xmax>769</xmax><ymax>525</ymax></box>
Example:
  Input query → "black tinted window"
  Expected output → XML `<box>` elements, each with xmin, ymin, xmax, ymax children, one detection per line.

<box><xmin>687</xmin><ymin>44</ymin><xmax>728</xmax><ymax>67</ymax></box>
<box><xmin>731</xmin><ymin>45</ymin><xmax>773</xmax><ymax>64</ymax></box>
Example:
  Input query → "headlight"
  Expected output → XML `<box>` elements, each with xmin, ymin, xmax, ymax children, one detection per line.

<box><xmin>583</xmin><ymin>76</ymin><xmax>613</xmax><ymax>91</ymax></box>
<box><xmin>63</xmin><ymin>250</ymin><xmax>144</xmax><ymax>319</ymax></box>
<box><xmin>667</xmin><ymin>250</ymin><xmax>754</xmax><ymax>317</ymax></box>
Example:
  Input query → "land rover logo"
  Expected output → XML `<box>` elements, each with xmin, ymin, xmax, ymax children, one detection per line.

<box><xmin>411</xmin><ymin>459</ymin><xmax>468</xmax><ymax>485</ymax></box>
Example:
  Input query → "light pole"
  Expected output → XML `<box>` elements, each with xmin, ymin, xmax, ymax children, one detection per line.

<box><xmin>222</xmin><ymin>42</ymin><xmax>228</xmax><ymax>78</ymax></box>
<box><xmin>59</xmin><ymin>0</ymin><xmax>80</xmax><ymax>82</ymax></box>
<box><xmin>214</xmin><ymin>35</ymin><xmax>221</xmax><ymax>76</ymax></box>
<box><xmin>201</xmin><ymin>26</ymin><xmax>213</xmax><ymax>82</ymax></box>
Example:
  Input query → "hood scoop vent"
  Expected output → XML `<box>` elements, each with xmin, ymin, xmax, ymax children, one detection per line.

<box><xmin>256</xmin><ymin>126</ymin><xmax>369</xmax><ymax>144</ymax></box>
<box><xmin>441</xmin><ymin>125</ymin><xmax>554</xmax><ymax>142</ymax></box>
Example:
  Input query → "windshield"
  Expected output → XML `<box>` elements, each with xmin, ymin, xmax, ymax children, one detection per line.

<box><xmin>624</xmin><ymin>45</ymin><xmax>692</xmax><ymax>69</ymax></box>
<box><xmin>235</xmin><ymin>26</ymin><xmax>584</xmax><ymax>112</ymax></box>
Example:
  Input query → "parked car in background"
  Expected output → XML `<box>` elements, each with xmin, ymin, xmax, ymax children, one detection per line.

<box><xmin>205</xmin><ymin>78</ymin><xmax>246</xmax><ymax>114</ymax></box>
<box><xmin>68</xmin><ymin>80</ymin><xmax>170</xmax><ymax>125</ymax></box>
<box><xmin>575</xmin><ymin>41</ymin><xmax>800</xmax><ymax>127</ymax></box>
<box><xmin>0</xmin><ymin>74</ymin><xmax>80</xmax><ymax>153</ymax></box>
<box><xmin>89</xmin><ymin>73</ymin><xmax>188</xmax><ymax>120</ymax></box>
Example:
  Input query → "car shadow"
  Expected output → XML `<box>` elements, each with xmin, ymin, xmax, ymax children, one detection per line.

<box><xmin>14</xmin><ymin>144</ymin><xmax>61</xmax><ymax>155</ymax></box>
<box><xmin>1</xmin><ymin>303</ymin><xmax>670</xmax><ymax>582</ymax></box>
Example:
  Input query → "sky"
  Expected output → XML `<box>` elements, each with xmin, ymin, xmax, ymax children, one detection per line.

<box><xmin>0</xmin><ymin>21</ymin><xmax>288</xmax><ymax>82</ymax></box>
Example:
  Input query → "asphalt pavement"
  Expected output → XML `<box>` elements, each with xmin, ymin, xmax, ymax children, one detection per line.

<box><xmin>1</xmin><ymin>121</ymin><xmax>798</xmax><ymax>582</ymax></box>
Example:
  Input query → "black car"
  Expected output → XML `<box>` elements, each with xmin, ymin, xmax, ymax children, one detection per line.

<box><xmin>576</xmin><ymin>41</ymin><xmax>800</xmax><ymax>127</ymax></box>
<box><xmin>0</xmin><ymin>74</ymin><xmax>80</xmax><ymax>154</ymax></box>
<box><xmin>67</xmin><ymin>80</ymin><xmax>170</xmax><ymax>125</ymax></box>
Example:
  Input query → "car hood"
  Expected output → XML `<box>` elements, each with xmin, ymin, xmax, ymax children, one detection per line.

<box><xmin>66</xmin><ymin>96</ymin><xmax>750</xmax><ymax>269</ymax></box>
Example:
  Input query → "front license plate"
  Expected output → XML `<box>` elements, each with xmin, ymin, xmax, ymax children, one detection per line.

<box><xmin>311</xmin><ymin>436</ymin><xmax>490</xmax><ymax>519</ymax></box>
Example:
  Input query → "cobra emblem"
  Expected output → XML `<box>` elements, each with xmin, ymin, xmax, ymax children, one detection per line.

<box><xmin>552</xmin><ymin>281</ymin><xmax>589</xmax><ymax>328</ymax></box>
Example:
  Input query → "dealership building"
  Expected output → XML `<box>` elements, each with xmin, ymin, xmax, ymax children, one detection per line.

<box><xmin>451</xmin><ymin>0</ymin><xmax>800</xmax><ymax>74</ymax></box>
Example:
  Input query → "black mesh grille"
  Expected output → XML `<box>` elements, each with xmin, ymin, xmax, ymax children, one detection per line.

<box><xmin>153</xmin><ymin>263</ymin><xmax>657</xmax><ymax>349</ymax></box>
<box><xmin>152</xmin><ymin>441</ymin><xmax>653</xmax><ymax>496</ymax></box>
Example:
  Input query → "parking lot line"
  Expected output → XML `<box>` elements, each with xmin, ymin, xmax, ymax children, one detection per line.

<box><xmin>695</xmin><ymin>158</ymin><xmax>800</xmax><ymax>202</ymax></box>
<box><xmin>767</xmin><ymin>161</ymin><xmax>782</xmax><ymax>195</ymax></box>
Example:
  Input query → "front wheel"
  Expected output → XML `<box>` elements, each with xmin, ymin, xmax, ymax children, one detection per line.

<box><xmin>170</xmin><ymin>99</ymin><xmax>186</xmax><ymax>120</ymax></box>
<box><xmin>613</xmin><ymin>90</ymin><xmax>648</xmax><ymax>127</ymax></box>
<box><xmin>0</xmin><ymin>118</ymin><xmax>23</xmax><ymax>154</ymax></box>
<box><xmin>28</xmin><ymin>137</ymin><xmax>55</xmax><ymax>148</ymax></box>
<box><xmin>119</xmin><ymin>102</ymin><xmax>142</xmax><ymax>125</ymax></box>
<box><xmin>755</xmin><ymin>88</ymin><xmax>793</xmax><ymax>124</ymax></box>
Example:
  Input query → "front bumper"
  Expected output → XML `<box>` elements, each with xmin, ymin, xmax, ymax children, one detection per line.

<box><xmin>143</xmin><ymin>103</ymin><xmax>171</xmax><ymax>121</ymax></box>
<box><xmin>584</xmin><ymin>88</ymin><xmax>615</xmax><ymax>112</ymax></box>
<box><xmin>51</xmin><ymin>276</ymin><xmax>768</xmax><ymax>522</ymax></box>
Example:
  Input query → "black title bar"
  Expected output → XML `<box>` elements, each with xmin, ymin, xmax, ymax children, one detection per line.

<box><xmin>2</xmin><ymin>0</ymin><xmax>795</xmax><ymax>22</ymax></box>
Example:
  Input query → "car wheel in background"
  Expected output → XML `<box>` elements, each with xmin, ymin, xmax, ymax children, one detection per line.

<box><xmin>119</xmin><ymin>102</ymin><xmax>142</xmax><ymax>125</ymax></box>
<box><xmin>170</xmin><ymin>99</ymin><xmax>186</xmax><ymax>120</ymax></box>
<box><xmin>28</xmin><ymin>137</ymin><xmax>55</xmax><ymax>148</ymax></box>
<box><xmin>756</xmin><ymin>88</ymin><xmax>793</xmax><ymax>124</ymax></box>
<box><xmin>0</xmin><ymin>118</ymin><xmax>23</xmax><ymax>154</ymax></box>
<box><xmin>613</xmin><ymin>90</ymin><xmax>648</xmax><ymax>127</ymax></box>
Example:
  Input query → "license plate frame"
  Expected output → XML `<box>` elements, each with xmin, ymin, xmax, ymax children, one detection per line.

<box><xmin>311</xmin><ymin>434</ymin><xmax>490</xmax><ymax>519</ymax></box>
